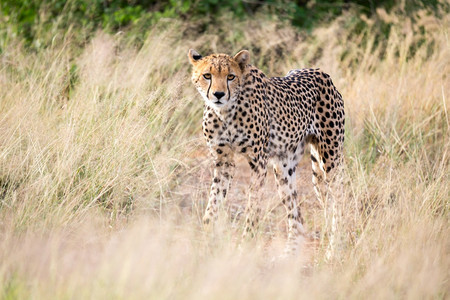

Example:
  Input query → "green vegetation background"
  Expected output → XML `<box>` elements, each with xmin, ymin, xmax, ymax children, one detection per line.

<box><xmin>1</xmin><ymin>0</ymin><xmax>446</xmax><ymax>49</ymax></box>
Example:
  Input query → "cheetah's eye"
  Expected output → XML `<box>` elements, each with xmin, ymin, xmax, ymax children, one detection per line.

<box><xmin>227</xmin><ymin>74</ymin><xmax>235</xmax><ymax>81</ymax></box>
<box><xmin>203</xmin><ymin>73</ymin><xmax>211</xmax><ymax>80</ymax></box>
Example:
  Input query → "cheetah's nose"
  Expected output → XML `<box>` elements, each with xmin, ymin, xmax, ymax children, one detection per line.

<box><xmin>213</xmin><ymin>91</ymin><xmax>225</xmax><ymax>100</ymax></box>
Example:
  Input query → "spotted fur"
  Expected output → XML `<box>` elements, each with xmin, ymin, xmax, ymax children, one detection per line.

<box><xmin>188</xmin><ymin>49</ymin><xmax>345</xmax><ymax>255</ymax></box>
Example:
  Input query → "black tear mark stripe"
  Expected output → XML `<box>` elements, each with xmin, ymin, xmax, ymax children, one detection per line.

<box><xmin>207</xmin><ymin>77</ymin><xmax>212</xmax><ymax>99</ymax></box>
<box><xmin>206</xmin><ymin>66</ymin><xmax>212</xmax><ymax>99</ymax></box>
<box><xmin>227</xmin><ymin>79</ymin><xmax>231</xmax><ymax>100</ymax></box>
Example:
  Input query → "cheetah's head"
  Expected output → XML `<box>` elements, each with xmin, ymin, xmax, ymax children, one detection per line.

<box><xmin>188</xmin><ymin>49</ymin><xmax>249</xmax><ymax>109</ymax></box>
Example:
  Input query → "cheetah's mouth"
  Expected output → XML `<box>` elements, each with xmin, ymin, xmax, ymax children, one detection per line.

<box><xmin>213</xmin><ymin>100</ymin><xmax>223</xmax><ymax>105</ymax></box>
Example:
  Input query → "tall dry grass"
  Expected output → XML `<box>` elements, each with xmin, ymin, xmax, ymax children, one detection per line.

<box><xmin>0</xmin><ymin>3</ymin><xmax>449</xmax><ymax>299</ymax></box>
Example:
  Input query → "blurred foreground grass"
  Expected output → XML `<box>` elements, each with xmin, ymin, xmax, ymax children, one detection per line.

<box><xmin>0</xmin><ymin>2</ymin><xmax>449</xmax><ymax>299</ymax></box>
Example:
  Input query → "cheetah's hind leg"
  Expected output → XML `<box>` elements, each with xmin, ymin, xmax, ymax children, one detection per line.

<box><xmin>273</xmin><ymin>153</ymin><xmax>307</xmax><ymax>257</ymax></box>
<box><xmin>310</xmin><ymin>141</ymin><xmax>343</xmax><ymax>261</ymax></box>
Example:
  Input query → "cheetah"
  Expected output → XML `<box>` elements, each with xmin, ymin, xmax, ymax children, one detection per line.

<box><xmin>188</xmin><ymin>49</ymin><xmax>345</xmax><ymax>256</ymax></box>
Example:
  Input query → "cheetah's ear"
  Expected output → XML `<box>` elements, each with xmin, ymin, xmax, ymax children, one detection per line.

<box><xmin>233</xmin><ymin>50</ymin><xmax>250</xmax><ymax>70</ymax></box>
<box><xmin>188</xmin><ymin>49</ymin><xmax>202</xmax><ymax>64</ymax></box>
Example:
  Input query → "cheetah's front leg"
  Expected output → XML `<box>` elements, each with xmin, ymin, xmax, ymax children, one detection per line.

<box><xmin>243</xmin><ymin>156</ymin><xmax>268</xmax><ymax>239</ymax></box>
<box><xmin>203</xmin><ymin>146</ymin><xmax>235</xmax><ymax>226</ymax></box>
